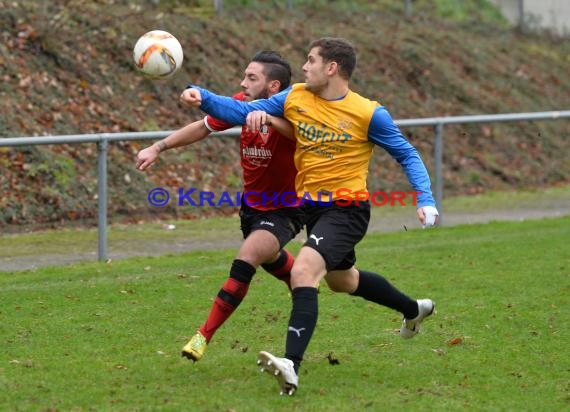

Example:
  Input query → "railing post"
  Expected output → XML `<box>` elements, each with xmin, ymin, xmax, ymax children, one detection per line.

<box><xmin>404</xmin><ymin>0</ymin><xmax>413</xmax><ymax>19</ymax></box>
<box><xmin>214</xmin><ymin>0</ymin><xmax>222</xmax><ymax>13</ymax></box>
<box><xmin>434</xmin><ymin>122</ymin><xmax>443</xmax><ymax>224</ymax></box>
<box><xmin>517</xmin><ymin>0</ymin><xmax>525</xmax><ymax>32</ymax></box>
<box><xmin>97</xmin><ymin>137</ymin><xmax>108</xmax><ymax>261</ymax></box>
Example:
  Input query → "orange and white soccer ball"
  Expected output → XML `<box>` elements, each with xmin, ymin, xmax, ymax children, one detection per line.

<box><xmin>133</xmin><ymin>30</ymin><xmax>183</xmax><ymax>79</ymax></box>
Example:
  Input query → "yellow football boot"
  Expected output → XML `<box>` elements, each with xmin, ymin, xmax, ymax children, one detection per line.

<box><xmin>181</xmin><ymin>331</ymin><xmax>208</xmax><ymax>362</ymax></box>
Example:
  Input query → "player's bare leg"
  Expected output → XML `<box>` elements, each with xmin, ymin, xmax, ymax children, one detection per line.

<box><xmin>183</xmin><ymin>230</ymin><xmax>293</xmax><ymax>362</ymax></box>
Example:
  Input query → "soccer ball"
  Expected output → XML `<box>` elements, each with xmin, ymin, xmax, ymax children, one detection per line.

<box><xmin>133</xmin><ymin>30</ymin><xmax>183</xmax><ymax>79</ymax></box>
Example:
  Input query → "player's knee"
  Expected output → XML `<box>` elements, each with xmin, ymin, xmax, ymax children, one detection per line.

<box><xmin>325</xmin><ymin>277</ymin><xmax>344</xmax><ymax>292</ymax></box>
<box><xmin>325</xmin><ymin>276</ymin><xmax>351</xmax><ymax>293</ymax></box>
<box><xmin>291</xmin><ymin>265</ymin><xmax>319</xmax><ymax>288</ymax></box>
<box><xmin>236</xmin><ymin>247</ymin><xmax>268</xmax><ymax>267</ymax></box>
<box><xmin>325</xmin><ymin>268</ymin><xmax>358</xmax><ymax>293</ymax></box>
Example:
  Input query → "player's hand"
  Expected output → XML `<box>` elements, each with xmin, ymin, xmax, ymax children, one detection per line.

<box><xmin>417</xmin><ymin>205</ymin><xmax>439</xmax><ymax>228</ymax></box>
<box><xmin>246</xmin><ymin>110</ymin><xmax>270</xmax><ymax>132</ymax></box>
<box><xmin>136</xmin><ymin>145</ymin><xmax>160</xmax><ymax>171</ymax></box>
<box><xmin>179</xmin><ymin>88</ymin><xmax>202</xmax><ymax>108</ymax></box>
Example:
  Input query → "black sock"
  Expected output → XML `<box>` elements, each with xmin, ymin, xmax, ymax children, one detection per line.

<box><xmin>351</xmin><ymin>270</ymin><xmax>418</xmax><ymax>319</ymax></box>
<box><xmin>230</xmin><ymin>259</ymin><xmax>256</xmax><ymax>283</ymax></box>
<box><xmin>285</xmin><ymin>287</ymin><xmax>318</xmax><ymax>373</ymax></box>
<box><xmin>261</xmin><ymin>249</ymin><xmax>293</xmax><ymax>289</ymax></box>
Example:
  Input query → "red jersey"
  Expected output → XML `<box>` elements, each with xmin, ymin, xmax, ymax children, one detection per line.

<box><xmin>204</xmin><ymin>92</ymin><xmax>298</xmax><ymax>211</ymax></box>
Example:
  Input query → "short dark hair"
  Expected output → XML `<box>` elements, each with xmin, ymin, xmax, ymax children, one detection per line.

<box><xmin>251</xmin><ymin>50</ymin><xmax>292</xmax><ymax>91</ymax></box>
<box><xmin>309</xmin><ymin>37</ymin><xmax>356</xmax><ymax>80</ymax></box>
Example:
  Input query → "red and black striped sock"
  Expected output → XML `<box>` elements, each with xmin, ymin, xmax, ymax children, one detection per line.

<box><xmin>199</xmin><ymin>259</ymin><xmax>255</xmax><ymax>342</ymax></box>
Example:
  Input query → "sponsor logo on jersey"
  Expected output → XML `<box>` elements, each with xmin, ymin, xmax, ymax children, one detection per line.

<box><xmin>242</xmin><ymin>146</ymin><xmax>272</xmax><ymax>158</ymax></box>
<box><xmin>296</xmin><ymin>121</ymin><xmax>352</xmax><ymax>143</ymax></box>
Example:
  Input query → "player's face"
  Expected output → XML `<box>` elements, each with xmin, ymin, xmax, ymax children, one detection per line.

<box><xmin>302</xmin><ymin>47</ymin><xmax>329</xmax><ymax>93</ymax></box>
<box><xmin>240</xmin><ymin>62</ymin><xmax>271</xmax><ymax>101</ymax></box>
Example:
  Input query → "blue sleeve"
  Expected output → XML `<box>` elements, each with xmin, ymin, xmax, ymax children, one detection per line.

<box><xmin>194</xmin><ymin>86</ymin><xmax>289</xmax><ymax>125</ymax></box>
<box><xmin>368</xmin><ymin>107</ymin><xmax>436</xmax><ymax>207</ymax></box>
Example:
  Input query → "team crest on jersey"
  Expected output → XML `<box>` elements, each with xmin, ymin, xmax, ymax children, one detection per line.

<box><xmin>259</xmin><ymin>124</ymin><xmax>270</xmax><ymax>144</ymax></box>
<box><xmin>338</xmin><ymin>119</ymin><xmax>353</xmax><ymax>131</ymax></box>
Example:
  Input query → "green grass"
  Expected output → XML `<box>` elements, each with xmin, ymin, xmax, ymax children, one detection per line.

<box><xmin>1</xmin><ymin>216</ymin><xmax>569</xmax><ymax>411</ymax></box>
<box><xmin>440</xmin><ymin>185</ymin><xmax>570</xmax><ymax>213</ymax></box>
<box><xmin>0</xmin><ymin>215</ymin><xmax>240</xmax><ymax>259</ymax></box>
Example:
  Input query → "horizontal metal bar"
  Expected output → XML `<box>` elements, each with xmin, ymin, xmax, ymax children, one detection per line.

<box><xmin>2</xmin><ymin>110</ymin><xmax>569</xmax><ymax>147</ymax></box>
<box><xmin>396</xmin><ymin>110</ymin><xmax>570</xmax><ymax>127</ymax></box>
<box><xmin>0</xmin><ymin>128</ymin><xmax>243</xmax><ymax>146</ymax></box>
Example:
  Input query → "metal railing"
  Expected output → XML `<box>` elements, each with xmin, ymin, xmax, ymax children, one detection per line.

<box><xmin>2</xmin><ymin>109</ymin><xmax>569</xmax><ymax>261</ymax></box>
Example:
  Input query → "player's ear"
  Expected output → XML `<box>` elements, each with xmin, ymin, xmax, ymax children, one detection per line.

<box><xmin>327</xmin><ymin>61</ymin><xmax>338</xmax><ymax>76</ymax></box>
<box><xmin>269</xmin><ymin>80</ymin><xmax>281</xmax><ymax>93</ymax></box>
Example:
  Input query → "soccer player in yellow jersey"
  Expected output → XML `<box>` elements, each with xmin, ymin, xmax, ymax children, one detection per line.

<box><xmin>181</xmin><ymin>37</ymin><xmax>440</xmax><ymax>396</ymax></box>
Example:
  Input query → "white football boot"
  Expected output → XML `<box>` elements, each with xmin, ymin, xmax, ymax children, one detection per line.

<box><xmin>400</xmin><ymin>299</ymin><xmax>436</xmax><ymax>339</ymax></box>
<box><xmin>257</xmin><ymin>351</ymin><xmax>298</xmax><ymax>396</ymax></box>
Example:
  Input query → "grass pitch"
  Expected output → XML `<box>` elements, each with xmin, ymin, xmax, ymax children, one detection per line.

<box><xmin>1</xmin><ymin>216</ymin><xmax>569</xmax><ymax>411</ymax></box>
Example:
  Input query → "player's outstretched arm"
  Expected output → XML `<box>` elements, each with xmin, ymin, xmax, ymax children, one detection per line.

<box><xmin>189</xmin><ymin>86</ymin><xmax>289</xmax><ymax>126</ymax></box>
<box><xmin>369</xmin><ymin>108</ymin><xmax>434</xmax><ymax>198</ymax></box>
<box><xmin>247</xmin><ymin>110</ymin><xmax>294</xmax><ymax>139</ymax></box>
<box><xmin>368</xmin><ymin>107</ymin><xmax>439</xmax><ymax>227</ymax></box>
<box><xmin>136</xmin><ymin>119</ymin><xmax>210</xmax><ymax>171</ymax></box>
<box><xmin>267</xmin><ymin>115</ymin><xmax>294</xmax><ymax>140</ymax></box>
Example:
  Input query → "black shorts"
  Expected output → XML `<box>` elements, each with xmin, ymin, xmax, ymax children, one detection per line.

<box><xmin>303</xmin><ymin>201</ymin><xmax>370</xmax><ymax>271</ymax></box>
<box><xmin>239</xmin><ymin>203</ymin><xmax>304</xmax><ymax>249</ymax></box>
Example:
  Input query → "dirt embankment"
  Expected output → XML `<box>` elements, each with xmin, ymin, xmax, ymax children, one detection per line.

<box><xmin>1</xmin><ymin>1</ymin><xmax>569</xmax><ymax>233</ymax></box>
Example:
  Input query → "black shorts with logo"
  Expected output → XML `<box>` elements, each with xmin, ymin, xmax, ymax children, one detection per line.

<box><xmin>303</xmin><ymin>201</ymin><xmax>370</xmax><ymax>271</ymax></box>
<box><xmin>239</xmin><ymin>203</ymin><xmax>305</xmax><ymax>249</ymax></box>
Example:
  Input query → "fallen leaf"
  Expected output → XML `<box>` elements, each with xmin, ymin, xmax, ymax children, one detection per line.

<box><xmin>448</xmin><ymin>337</ymin><xmax>463</xmax><ymax>345</ymax></box>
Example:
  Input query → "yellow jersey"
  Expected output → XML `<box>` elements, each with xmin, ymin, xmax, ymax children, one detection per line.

<box><xmin>198</xmin><ymin>84</ymin><xmax>435</xmax><ymax>207</ymax></box>
<box><xmin>284</xmin><ymin>83</ymin><xmax>378</xmax><ymax>200</ymax></box>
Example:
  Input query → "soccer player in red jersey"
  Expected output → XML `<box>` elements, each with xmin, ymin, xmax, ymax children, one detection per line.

<box><xmin>136</xmin><ymin>51</ymin><xmax>303</xmax><ymax>362</ymax></box>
